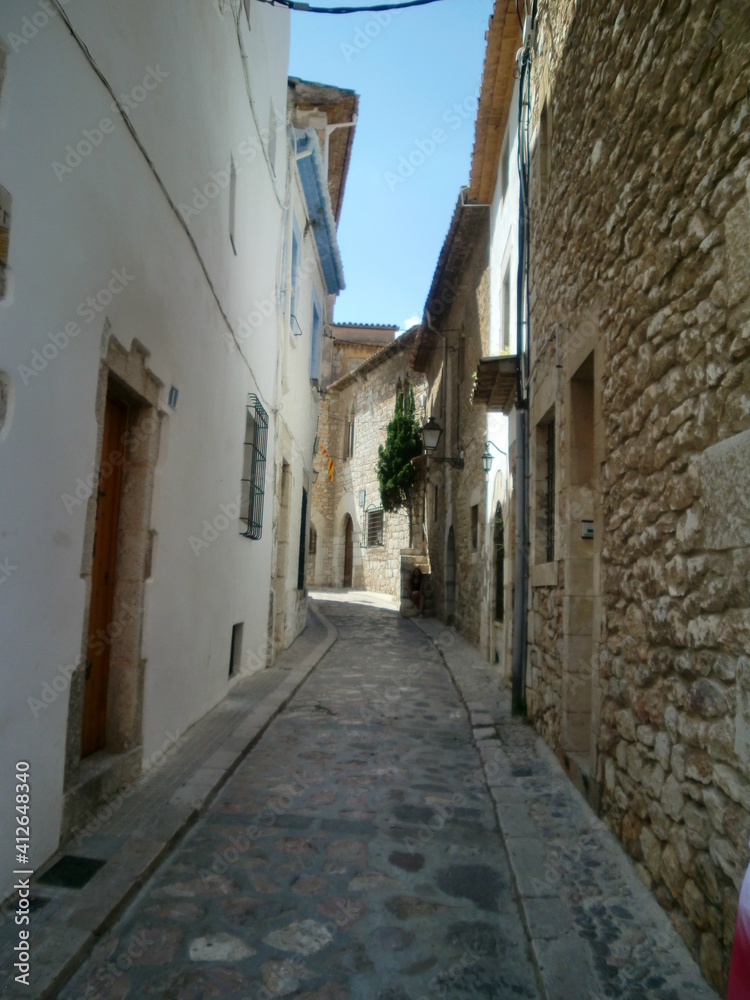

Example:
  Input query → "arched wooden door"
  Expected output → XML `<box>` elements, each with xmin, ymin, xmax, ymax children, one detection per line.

<box><xmin>343</xmin><ymin>515</ymin><xmax>353</xmax><ymax>588</ymax></box>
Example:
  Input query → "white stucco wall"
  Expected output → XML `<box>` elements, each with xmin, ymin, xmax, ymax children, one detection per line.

<box><xmin>482</xmin><ymin>80</ymin><xmax>520</xmax><ymax>665</ymax></box>
<box><xmin>484</xmin><ymin>78</ymin><xmax>520</xmax><ymax>504</ymax></box>
<box><xmin>0</xmin><ymin>0</ymin><xmax>299</xmax><ymax>895</ymax></box>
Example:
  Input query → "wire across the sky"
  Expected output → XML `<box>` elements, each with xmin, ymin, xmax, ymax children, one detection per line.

<box><xmin>254</xmin><ymin>0</ymin><xmax>449</xmax><ymax>13</ymax></box>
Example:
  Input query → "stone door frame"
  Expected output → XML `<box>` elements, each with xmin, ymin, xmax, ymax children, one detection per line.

<box><xmin>62</xmin><ymin>335</ymin><xmax>161</xmax><ymax>841</ymax></box>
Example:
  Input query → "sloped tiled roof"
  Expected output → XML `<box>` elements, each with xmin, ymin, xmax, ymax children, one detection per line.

<box><xmin>466</xmin><ymin>1</ymin><xmax>524</xmax><ymax>205</ymax></box>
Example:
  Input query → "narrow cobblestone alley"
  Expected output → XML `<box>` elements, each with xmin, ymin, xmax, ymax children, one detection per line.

<box><xmin>52</xmin><ymin>597</ymin><xmax>718</xmax><ymax>1000</ymax></box>
<box><xmin>59</xmin><ymin>600</ymin><xmax>540</xmax><ymax>1000</ymax></box>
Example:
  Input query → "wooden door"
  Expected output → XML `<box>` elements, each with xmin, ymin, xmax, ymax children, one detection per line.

<box><xmin>82</xmin><ymin>395</ymin><xmax>127</xmax><ymax>757</ymax></box>
<box><xmin>343</xmin><ymin>516</ymin><xmax>353</xmax><ymax>588</ymax></box>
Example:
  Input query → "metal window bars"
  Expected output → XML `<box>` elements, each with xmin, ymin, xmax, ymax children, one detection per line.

<box><xmin>366</xmin><ymin>508</ymin><xmax>384</xmax><ymax>548</ymax></box>
<box><xmin>240</xmin><ymin>394</ymin><xmax>268</xmax><ymax>540</ymax></box>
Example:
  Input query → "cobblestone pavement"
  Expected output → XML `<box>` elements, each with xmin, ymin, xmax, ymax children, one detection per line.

<box><xmin>59</xmin><ymin>601</ymin><xmax>541</xmax><ymax>1000</ymax></box>
<box><xmin>413</xmin><ymin>617</ymin><xmax>718</xmax><ymax>1000</ymax></box>
<box><xmin>55</xmin><ymin>596</ymin><xmax>718</xmax><ymax>1000</ymax></box>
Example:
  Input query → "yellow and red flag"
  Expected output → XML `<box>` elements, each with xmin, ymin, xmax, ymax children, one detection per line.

<box><xmin>320</xmin><ymin>445</ymin><xmax>334</xmax><ymax>481</ymax></box>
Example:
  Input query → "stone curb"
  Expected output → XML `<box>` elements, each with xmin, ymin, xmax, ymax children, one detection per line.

<box><xmin>26</xmin><ymin>602</ymin><xmax>338</xmax><ymax>1000</ymax></box>
<box><xmin>410</xmin><ymin>617</ymin><xmax>718</xmax><ymax>1000</ymax></box>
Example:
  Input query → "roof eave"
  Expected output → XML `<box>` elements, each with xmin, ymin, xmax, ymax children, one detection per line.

<box><xmin>466</xmin><ymin>0</ymin><xmax>524</xmax><ymax>204</ymax></box>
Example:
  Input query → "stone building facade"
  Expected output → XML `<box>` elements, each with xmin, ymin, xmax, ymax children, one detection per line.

<box><xmin>309</xmin><ymin>326</ymin><xmax>426</xmax><ymax>601</ymax></box>
<box><xmin>410</xmin><ymin>0</ymin><xmax>522</xmax><ymax>675</ymax></box>
<box><xmin>413</xmin><ymin>204</ymin><xmax>500</xmax><ymax>653</ymax></box>
<box><xmin>522</xmin><ymin>0</ymin><xmax>750</xmax><ymax>989</ymax></box>
<box><xmin>320</xmin><ymin>322</ymin><xmax>398</xmax><ymax>389</ymax></box>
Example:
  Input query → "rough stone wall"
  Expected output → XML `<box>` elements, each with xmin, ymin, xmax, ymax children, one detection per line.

<box><xmin>320</xmin><ymin>327</ymin><xmax>396</xmax><ymax>390</ymax></box>
<box><xmin>528</xmin><ymin>565</ymin><xmax>564</xmax><ymax>744</ymax></box>
<box><xmin>527</xmin><ymin>0</ymin><xmax>750</xmax><ymax>989</ymax></box>
<box><xmin>310</xmin><ymin>335</ymin><xmax>426</xmax><ymax>599</ymax></box>
<box><xmin>329</xmin><ymin>341</ymin><xmax>382</xmax><ymax>385</ymax></box>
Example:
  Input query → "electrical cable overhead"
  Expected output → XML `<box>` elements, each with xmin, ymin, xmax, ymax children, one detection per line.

<box><xmin>254</xmin><ymin>0</ymin><xmax>449</xmax><ymax>13</ymax></box>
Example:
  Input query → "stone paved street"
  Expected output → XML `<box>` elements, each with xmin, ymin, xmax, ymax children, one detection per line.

<box><xmin>59</xmin><ymin>600</ymin><xmax>540</xmax><ymax>1000</ymax></box>
<box><xmin>55</xmin><ymin>597</ymin><xmax>717</xmax><ymax>1000</ymax></box>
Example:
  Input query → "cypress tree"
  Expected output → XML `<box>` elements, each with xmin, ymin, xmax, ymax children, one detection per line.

<box><xmin>376</xmin><ymin>380</ymin><xmax>422</xmax><ymax>512</ymax></box>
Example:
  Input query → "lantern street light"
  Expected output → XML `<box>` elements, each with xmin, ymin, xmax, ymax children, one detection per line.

<box><xmin>420</xmin><ymin>416</ymin><xmax>464</xmax><ymax>468</ymax></box>
<box><xmin>421</xmin><ymin>416</ymin><xmax>443</xmax><ymax>455</ymax></box>
<box><xmin>482</xmin><ymin>439</ymin><xmax>508</xmax><ymax>481</ymax></box>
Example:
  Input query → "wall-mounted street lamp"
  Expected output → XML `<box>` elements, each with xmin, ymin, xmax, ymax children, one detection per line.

<box><xmin>421</xmin><ymin>416</ymin><xmax>442</xmax><ymax>455</ymax></box>
<box><xmin>482</xmin><ymin>439</ymin><xmax>507</xmax><ymax>481</ymax></box>
<box><xmin>421</xmin><ymin>417</ymin><xmax>464</xmax><ymax>469</ymax></box>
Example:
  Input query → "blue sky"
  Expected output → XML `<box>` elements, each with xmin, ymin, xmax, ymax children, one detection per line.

<box><xmin>289</xmin><ymin>0</ymin><xmax>494</xmax><ymax>331</ymax></box>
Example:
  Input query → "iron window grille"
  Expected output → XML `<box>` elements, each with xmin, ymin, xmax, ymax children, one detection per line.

<box><xmin>545</xmin><ymin>420</ymin><xmax>555</xmax><ymax>562</ymax></box>
<box><xmin>366</xmin><ymin>508</ymin><xmax>384</xmax><ymax>548</ymax></box>
<box><xmin>240</xmin><ymin>394</ymin><xmax>268</xmax><ymax>540</ymax></box>
<box><xmin>309</xmin><ymin>524</ymin><xmax>317</xmax><ymax>556</ymax></box>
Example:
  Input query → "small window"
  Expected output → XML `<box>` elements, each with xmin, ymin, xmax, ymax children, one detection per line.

<box><xmin>471</xmin><ymin>505</ymin><xmax>479</xmax><ymax>550</ymax></box>
<box><xmin>535</xmin><ymin>416</ymin><xmax>556</xmax><ymax>562</ymax></box>
<box><xmin>344</xmin><ymin>413</ymin><xmax>355</xmax><ymax>460</ymax></box>
<box><xmin>297</xmin><ymin>488</ymin><xmax>308</xmax><ymax>590</ymax></box>
<box><xmin>229</xmin><ymin>622</ymin><xmax>243</xmax><ymax>678</ymax></box>
<box><xmin>309</xmin><ymin>523</ymin><xmax>317</xmax><ymax>555</ymax></box>
<box><xmin>240</xmin><ymin>395</ymin><xmax>268</xmax><ymax>539</ymax></box>
<box><xmin>501</xmin><ymin>259</ymin><xmax>511</xmax><ymax>352</ymax></box>
<box><xmin>494</xmin><ymin>503</ymin><xmax>505</xmax><ymax>622</ymax></box>
<box><xmin>367</xmin><ymin>509</ymin><xmax>384</xmax><ymax>548</ymax></box>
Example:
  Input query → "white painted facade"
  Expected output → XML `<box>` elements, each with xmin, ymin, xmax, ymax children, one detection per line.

<box><xmin>0</xmin><ymin>0</ymin><xmax>344</xmax><ymax>897</ymax></box>
<box><xmin>483</xmin><ymin>77</ymin><xmax>520</xmax><ymax>673</ymax></box>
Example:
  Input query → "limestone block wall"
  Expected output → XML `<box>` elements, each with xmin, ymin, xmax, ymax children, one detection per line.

<box><xmin>310</xmin><ymin>333</ymin><xmax>426</xmax><ymax>600</ymax></box>
<box><xmin>526</xmin><ymin>0</ymin><xmax>750</xmax><ymax>988</ymax></box>
<box><xmin>320</xmin><ymin>325</ymin><xmax>396</xmax><ymax>390</ymax></box>
<box><xmin>330</xmin><ymin>341</ymin><xmax>382</xmax><ymax>385</ymax></box>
